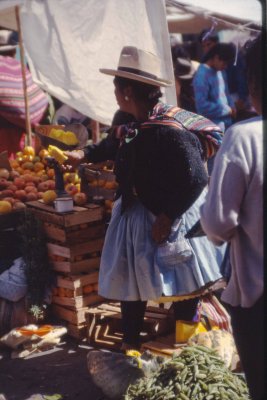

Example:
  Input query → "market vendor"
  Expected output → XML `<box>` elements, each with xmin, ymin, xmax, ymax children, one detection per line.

<box><xmin>0</xmin><ymin>29</ymin><xmax>49</xmax><ymax>157</ymax></box>
<box><xmin>65</xmin><ymin>45</ymin><xmax>226</xmax><ymax>352</ymax></box>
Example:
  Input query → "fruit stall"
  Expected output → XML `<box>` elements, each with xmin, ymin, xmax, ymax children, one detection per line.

<box><xmin>0</xmin><ymin>126</ymin><xmax>175</xmax><ymax>346</ymax></box>
<box><xmin>1</xmin><ymin>128</ymin><xmax>251</xmax><ymax>400</ymax></box>
<box><xmin>0</xmin><ymin>126</ymin><xmax>105</xmax><ymax>334</ymax></box>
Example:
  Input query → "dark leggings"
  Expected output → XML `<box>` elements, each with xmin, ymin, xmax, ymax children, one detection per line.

<box><xmin>224</xmin><ymin>296</ymin><xmax>264</xmax><ymax>400</ymax></box>
<box><xmin>120</xmin><ymin>297</ymin><xmax>199</xmax><ymax>348</ymax></box>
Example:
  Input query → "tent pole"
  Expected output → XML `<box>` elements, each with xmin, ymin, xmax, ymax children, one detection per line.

<box><xmin>15</xmin><ymin>5</ymin><xmax>32</xmax><ymax>147</ymax></box>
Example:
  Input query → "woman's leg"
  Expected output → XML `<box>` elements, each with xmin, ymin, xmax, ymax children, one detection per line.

<box><xmin>120</xmin><ymin>300</ymin><xmax>147</xmax><ymax>350</ymax></box>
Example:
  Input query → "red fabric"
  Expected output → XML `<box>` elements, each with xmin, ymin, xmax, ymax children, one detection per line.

<box><xmin>0</xmin><ymin>124</ymin><xmax>24</xmax><ymax>158</ymax></box>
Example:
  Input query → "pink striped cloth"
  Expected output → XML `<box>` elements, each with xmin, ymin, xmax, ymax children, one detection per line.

<box><xmin>197</xmin><ymin>293</ymin><xmax>233</xmax><ymax>333</ymax></box>
<box><xmin>0</xmin><ymin>56</ymin><xmax>48</xmax><ymax>128</ymax></box>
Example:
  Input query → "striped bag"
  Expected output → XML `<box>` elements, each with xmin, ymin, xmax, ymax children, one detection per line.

<box><xmin>197</xmin><ymin>293</ymin><xmax>233</xmax><ymax>333</ymax></box>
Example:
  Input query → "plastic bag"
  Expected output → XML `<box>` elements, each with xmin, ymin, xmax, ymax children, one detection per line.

<box><xmin>0</xmin><ymin>257</ymin><xmax>27</xmax><ymax>302</ymax></box>
<box><xmin>197</xmin><ymin>293</ymin><xmax>232</xmax><ymax>333</ymax></box>
<box><xmin>157</xmin><ymin>218</ymin><xmax>192</xmax><ymax>266</ymax></box>
<box><xmin>175</xmin><ymin>320</ymin><xmax>207</xmax><ymax>343</ymax></box>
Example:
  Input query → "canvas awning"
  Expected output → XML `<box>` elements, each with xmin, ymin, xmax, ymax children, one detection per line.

<box><xmin>0</xmin><ymin>0</ymin><xmax>262</xmax><ymax>126</ymax></box>
<box><xmin>166</xmin><ymin>0</ymin><xmax>261</xmax><ymax>33</ymax></box>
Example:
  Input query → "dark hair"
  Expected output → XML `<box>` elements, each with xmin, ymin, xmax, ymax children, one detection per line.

<box><xmin>171</xmin><ymin>43</ymin><xmax>190</xmax><ymax>63</ymax></box>
<box><xmin>111</xmin><ymin>110</ymin><xmax>136</xmax><ymax>126</ymax></box>
<box><xmin>198</xmin><ymin>29</ymin><xmax>219</xmax><ymax>44</ymax></box>
<box><xmin>244</xmin><ymin>34</ymin><xmax>262</xmax><ymax>95</ymax></box>
<box><xmin>114</xmin><ymin>76</ymin><xmax>162</xmax><ymax>108</ymax></box>
<box><xmin>203</xmin><ymin>42</ymin><xmax>236</xmax><ymax>64</ymax></box>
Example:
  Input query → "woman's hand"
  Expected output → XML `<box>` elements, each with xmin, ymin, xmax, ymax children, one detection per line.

<box><xmin>152</xmin><ymin>213</ymin><xmax>173</xmax><ymax>244</ymax></box>
<box><xmin>64</xmin><ymin>149</ymin><xmax>85</xmax><ymax>168</ymax></box>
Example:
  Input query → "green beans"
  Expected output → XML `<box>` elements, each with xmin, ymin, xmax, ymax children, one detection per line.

<box><xmin>124</xmin><ymin>345</ymin><xmax>251</xmax><ymax>400</ymax></box>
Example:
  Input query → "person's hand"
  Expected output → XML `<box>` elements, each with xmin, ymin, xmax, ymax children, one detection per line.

<box><xmin>64</xmin><ymin>149</ymin><xmax>85</xmax><ymax>168</ymax></box>
<box><xmin>151</xmin><ymin>213</ymin><xmax>173</xmax><ymax>244</ymax></box>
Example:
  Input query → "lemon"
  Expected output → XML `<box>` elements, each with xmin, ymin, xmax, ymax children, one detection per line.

<box><xmin>42</xmin><ymin>190</ymin><xmax>57</xmax><ymax>205</ymax></box>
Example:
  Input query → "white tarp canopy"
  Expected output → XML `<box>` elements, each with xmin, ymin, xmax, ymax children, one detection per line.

<box><xmin>0</xmin><ymin>0</ymin><xmax>176</xmax><ymax>126</ymax></box>
<box><xmin>166</xmin><ymin>0</ymin><xmax>262</xmax><ymax>33</ymax></box>
<box><xmin>0</xmin><ymin>0</ymin><xmax>261</xmax><ymax>125</ymax></box>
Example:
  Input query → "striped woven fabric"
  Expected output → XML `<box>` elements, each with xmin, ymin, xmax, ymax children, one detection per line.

<box><xmin>0</xmin><ymin>56</ymin><xmax>48</xmax><ymax>128</ymax></box>
<box><xmin>142</xmin><ymin>103</ymin><xmax>224</xmax><ymax>160</ymax></box>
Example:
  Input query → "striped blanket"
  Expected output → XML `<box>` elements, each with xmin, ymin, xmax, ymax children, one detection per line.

<box><xmin>142</xmin><ymin>103</ymin><xmax>224</xmax><ymax>160</ymax></box>
<box><xmin>0</xmin><ymin>56</ymin><xmax>48</xmax><ymax>128</ymax></box>
<box><xmin>113</xmin><ymin>102</ymin><xmax>224</xmax><ymax>160</ymax></box>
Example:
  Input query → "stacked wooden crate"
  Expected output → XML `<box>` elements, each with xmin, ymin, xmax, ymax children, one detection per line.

<box><xmin>26</xmin><ymin>200</ymin><xmax>106</xmax><ymax>339</ymax></box>
<box><xmin>85</xmin><ymin>301</ymin><xmax>174</xmax><ymax>350</ymax></box>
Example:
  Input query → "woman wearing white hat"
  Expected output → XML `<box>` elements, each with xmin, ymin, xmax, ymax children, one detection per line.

<box><xmin>66</xmin><ymin>46</ymin><xmax>226</xmax><ymax>351</ymax></box>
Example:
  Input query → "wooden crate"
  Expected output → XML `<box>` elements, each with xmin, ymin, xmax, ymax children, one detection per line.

<box><xmin>85</xmin><ymin>302</ymin><xmax>173</xmax><ymax>349</ymax></box>
<box><xmin>52</xmin><ymin>293</ymin><xmax>102</xmax><ymax>309</ymax></box>
<box><xmin>55</xmin><ymin>270</ymin><xmax>99</xmax><ymax>293</ymax></box>
<box><xmin>141</xmin><ymin>334</ymin><xmax>185</xmax><ymax>357</ymax></box>
<box><xmin>52</xmin><ymin>271</ymin><xmax>102</xmax><ymax>309</ymax></box>
<box><xmin>67</xmin><ymin>323</ymin><xmax>88</xmax><ymax>340</ymax></box>
<box><xmin>52</xmin><ymin>304</ymin><xmax>89</xmax><ymax>325</ymax></box>
<box><xmin>43</xmin><ymin>220</ymin><xmax>106</xmax><ymax>244</ymax></box>
<box><xmin>80</xmin><ymin>163</ymin><xmax>117</xmax><ymax>201</ymax></box>
<box><xmin>26</xmin><ymin>201</ymin><xmax>104</xmax><ymax>227</ymax></box>
<box><xmin>52</xmin><ymin>271</ymin><xmax>103</xmax><ymax>338</ymax></box>
<box><xmin>47</xmin><ymin>239</ymin><xmax>104</xmax><ymax>273</ymax></box>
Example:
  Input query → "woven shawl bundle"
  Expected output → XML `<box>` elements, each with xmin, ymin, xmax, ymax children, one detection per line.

<box><xmin>0</xmin><ymin>56</ymin><xmax>48</xmax><ymax>128</ymax></box>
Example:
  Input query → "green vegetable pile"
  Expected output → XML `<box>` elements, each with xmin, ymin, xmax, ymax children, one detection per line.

<box><xmin>125</xmin><ymin>345</ymin><xmax>250</xmax><ymax>400</ymax></box>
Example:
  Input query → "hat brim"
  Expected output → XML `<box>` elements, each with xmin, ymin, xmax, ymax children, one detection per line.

<box><xmin>100</xmin><ymin>68</ymin><xmax>173</xmax><ymax>87</ymax></box>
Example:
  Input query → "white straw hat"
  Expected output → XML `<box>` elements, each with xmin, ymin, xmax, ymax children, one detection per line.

<box><xmin>100</xmin><ymin>46</ymin><xmax>173</xmax><ymax>87</ymax></box>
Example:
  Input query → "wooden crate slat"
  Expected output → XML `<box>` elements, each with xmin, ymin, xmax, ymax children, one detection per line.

<box><xmin>52</xmin><ymin>256</ymin><xmax>100</xmax><ymax>274</ymax></box>
<box><xmin>96</xmin><ymin>303</ymin><xmax>170</xmax><ymax>321</ymax></box>
<box><xmin>141</xmin><ymin>339</ymin><xmax>185</xmax><ymax>357</ymax></box>
<box><xmin>43</xmin><ymin>222</ymin><xmax>106</xmax><ymax>243</ymax></box>
<box><xmin>56</xmin><ymin>271</ymin><xmax>99</xmax><ymax>289</ymax></box>
<box><xmin>85</xmin><ymin>301</ymin><xmax>173</xmax><ymax>348</ymax></box>
<box><xmin>52</xmin><ymin>293</ymin><xmax>103</xmax><ymax>308</ymax></box>
<box><xmin>96</xmin><ymin>303</ymin><xmax>121</xmax><ymax>313</ymax></box>
<box><xmin>27</xmin><ymin>201</ymin><xmax>104</xmax><ymax>226</ymax></box>
<box><xmin>47</xmin><ymin>238</ymin><xmax>104</xmax><ymax>258</ymax></box>
<box><xmin>67</xmin><ymin>323</ymin><xmax>87</xmax><ymax>340</ymax></box>
<box><xmin>52</xmin><ymin>304</ymin><xmax>87</xmax><ymax>324</ymax></box>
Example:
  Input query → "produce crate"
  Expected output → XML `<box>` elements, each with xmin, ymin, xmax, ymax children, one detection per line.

<box><xmin>85</xmin><ymin>302</ymin><xmax>174</xmax><ymax>350</ymax></box>
<box><xmin>26</xmin><ymin>200</ymin><xmax>107</xmax><ymax>339</ymax></box>
<box><xmin>79</xmin><ymin>163</ymin><xmax>117</xmax><ymax>201</ymax></box>
<box><xmin>52</xmin><ymin>271</ymin><xmax>103</xmax><ymax>335</ymax></box>
<box><xmin>42</xmin><ymin>220</ymin><xmax>106</xmax><ymax>244</ymax></box>
<box><xmin>26</xmin><ymin>200</ymin><xmax>104</xmax><ymax>227</ymax></box>
<box><xmin>47</xmin><ymin>239</ymin><xmax>104</xmax><ymax>273</ymax></box>
<box><xmin>67</xmin><ymin>323</ymin><xmax>88</xmax><ymax>340</ymax></box>
<box><xmin>26</xmin><ymin>200</ymin><xmax>105</xmax><ymax>274</ymax></box>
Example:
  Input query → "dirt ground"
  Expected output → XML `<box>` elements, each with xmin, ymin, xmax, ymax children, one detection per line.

<box><xmin>0</xmin><ymin>336</ymin><xmax>109</xmax><ymax>400</ymax></box>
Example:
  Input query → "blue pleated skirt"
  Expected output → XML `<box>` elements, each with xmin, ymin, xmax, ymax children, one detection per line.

<box><xmin>98</xmin><ymin>188</ymin><xmax>225</xmax><ymax>301</ymax></box>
